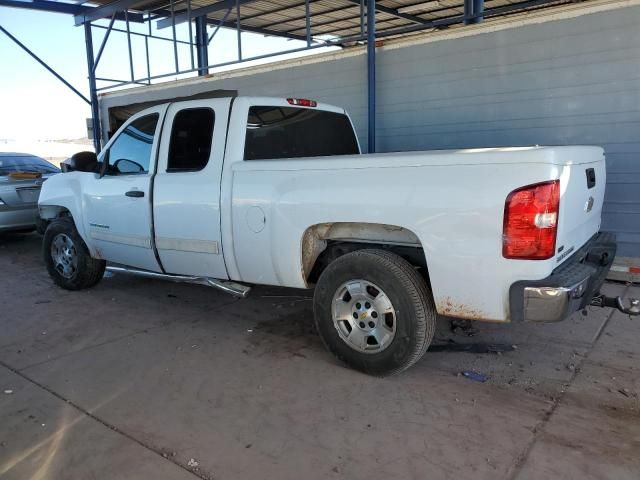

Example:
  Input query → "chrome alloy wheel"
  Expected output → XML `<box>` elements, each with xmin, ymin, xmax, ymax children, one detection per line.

<box><xmin>50</xmin><ymin>233</ymin><xmax>78</xmax><ymax>279</ymax></box>
<box><xmin>332</xmin><ymin>280</ymin><xmax>397</xmax><ymax>354</ymax></box>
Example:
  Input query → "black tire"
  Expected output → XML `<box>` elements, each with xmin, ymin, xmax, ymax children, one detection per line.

<box><xmin>43</xmin><ymin>217</ymin><xmax>106</xmax><ymax>290</ymax></box>
<box><xmin>35</xmin><ymin>217</ymin><xmax>49</xmax><ymax>235</ymax></box>
<box><xmin>313</xmin><ymin>249</ymin><xmax>436</xmax><ymax>376</ymax></box>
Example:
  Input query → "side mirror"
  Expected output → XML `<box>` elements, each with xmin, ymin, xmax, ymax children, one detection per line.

<box><xmin>113</xmin><ymin>158</ymin><xmax>144</xmax><ymax>174</ymax></box>
<box><xmin>61</xmin><ymin>151</ymin><xmax>99</xmax><ymax>173</ymax></box>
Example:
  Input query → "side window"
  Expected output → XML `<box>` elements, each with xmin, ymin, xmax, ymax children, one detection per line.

<box><xmin>244</xmin><ymin>106</ymin><xmax>359</xmax><ymax>160</ymax></box>
<box><xmin>167</xmin><ymin>108</ymin><xmax>215</xmax><ymax>172</ymax></box>
<box><xmin>107</xmin><ymin>114</ymin><xmax>159</xmax><ymax>175</ymax></box>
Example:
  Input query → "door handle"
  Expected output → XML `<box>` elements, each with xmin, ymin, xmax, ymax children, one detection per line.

<box><xmin>125</xmin><ymin>190</ymin><xmax>144</xmax><ymax>198</ymax></box>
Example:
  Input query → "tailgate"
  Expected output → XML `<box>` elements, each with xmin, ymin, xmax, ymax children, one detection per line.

<box><xmin>555</xmin><ymin>148</ymin><xmax>606</xmax><ymax>263</ymax></box>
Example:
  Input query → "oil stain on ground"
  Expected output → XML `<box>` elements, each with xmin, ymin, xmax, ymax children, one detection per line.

<box><xmin>245</xmin><ymin>302</ymin><xmax>322</xmax><ymax>359</ymax></box>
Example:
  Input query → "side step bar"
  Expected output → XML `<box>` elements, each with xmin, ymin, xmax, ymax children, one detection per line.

<box><xmin>105</xmin><ymin>265</ymin><xmax>251</xmax><ymax>298</ymax></box>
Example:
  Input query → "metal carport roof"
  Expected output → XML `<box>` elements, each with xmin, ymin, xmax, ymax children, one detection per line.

<box><xmin>80</xmin><ymin>0</ymin><xmax>571</xmax><ymax>42</ymax></box>
<box><xmin>0</xmin><ymin>0</ymin><xmax>586</xmax><ymax>153</ymax></box>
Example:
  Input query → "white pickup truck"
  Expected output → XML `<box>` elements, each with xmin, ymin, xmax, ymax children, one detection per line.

<box><xmin>38</xmin><ymin>94</ymin><xmax>637</xmax><ymax>375</ymax></box>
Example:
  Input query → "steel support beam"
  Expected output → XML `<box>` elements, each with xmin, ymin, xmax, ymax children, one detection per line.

<box><xmin>261</xmin><ymin>0</ymin><xmax>425</xmax><ymax>31</ymax></box>
<box><xmin>140</xmin><ymin>11</ymin><xmax>149</xmax><ymax>84</ymax></box>
<box><xmin>256</xmin><ymin>0</ymin><xmax>424</xmax><ymax>33</ymax></box>
<box><xmin>465</xmin><ymin>0</ymin><xmax>484</xmax><ymax>24</ymax></box>
<box><xmin>92</xmin><ymin>13</ymin><xmax>116</xmax><ymax>73</ymax></box>
<box><xmin>125</xmin><ymin>11</ymin><xmax>135</xmax><ymax>82</ymax></box>
<box><xmin>240</xmin><ymin>0</ymin><xmax>306</xmax><ymax>21</ymax></box>
<box><xmin>208</xmin><ymin>7</ymin><xmax>232</xmax><ymax>43</ymax></box>
<box><xmin>304</xmin><ymin>0</ymin><xmax>311</xmax><ymax>46</ymax></box>
<box><xmin>287</xmin><ymin>9</ymin><xmax>395</xmax><ymax>35</ymax></box>
<box><xmin>260</xmin><ymin>3</ymin><xmax>356</xmax><ymax>29</ymax></box>
<box><xmin>195</xmin><ymin>16</ymin><xmax>209</xmax><ymax>75</ymax></box>
<box><xmin>170</xmin><ymin>0</ymin><xmax>179</xmax><ymax>73</ymax></box>
<box><xmin>374</xmin><ymin>0</ymin><xmax>551</xmax><ymax>38</ymax></box>
<box><xmin>144</xmin><ymin>35</ymin><xmax>151</xmax><ymax>83</ymax></box>
<box><xmin>157</xmin><ymin>0</ymin><xmax>258</xmax><ymax>29</ymax></box>
<box><xmin>366</xmin><ymin>0</ymin><xmax>375</xmax><ymax>154</ymax></box>
<box><xmin>236</xmin><ymin>0</ymin><xmax>242</xmax><ymax>61</ymax></box>
<box><xmin>474</xmin><ymin>0</ymin><xmax>485</xmax><ymax>23</ymax></box>
<box><xmin>74</xmin><ymin>0</ymin><xmax>143</xmax><ymax>25</ymax></box>
<box><xmin>321</xmin><ymin>0</ymin><xmax>485</xmax><ymax>37</ymax></box>
<box><xmin>91</xmin><ymin>22</ymin><xmax>193</xmax><ymax>45</ymax></box>
<box><xmin>187</xmin><ymin>0</ymin><xmax>195</xmax><ymax>69</ymax></box>
<box><xmin>0</xmin><ymin>0</ymin><xmax>142</xmax><ymax>22</ymax></box>
<box><xmin>0</xmin><ymin>0</ymin><xmax>81</xmax><ymax>14</ymax></box>
<box><xmin>344</xmin><ymin>0</ymin><xmax>427</xmax><ymax>25</ymax></box>
<box><xmin>0</xmin><ymin>25</ymin><xmax>90</xmax><ymax>105</ymax></box>
<box><xmin>153</xmin><ymin>6</ymin><xmax>309</xmax><ymax>42</ymax></box>
<box><xmin>83</xmin><ymin>23</ymin><xmax>102</xmax><ymax>153</ymax></box>
<box><xmin>207</xmin><ymin>17</ymin><xmax>308</xmax><ymax>41</ymax></box>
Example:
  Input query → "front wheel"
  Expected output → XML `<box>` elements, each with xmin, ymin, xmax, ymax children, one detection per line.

<box><xmin>313</xmin><ymin>249</ymin><xmax>436</xmax><ymax>376</ymax></box>
<box><xmin>43</xmin><ymin>217</ymin><xmax>106</xmax><ymax>290</ymax></box>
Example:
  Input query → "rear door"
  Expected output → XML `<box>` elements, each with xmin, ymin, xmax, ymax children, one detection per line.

<box><xmin>152</xmin><ymin>98</ymin><xmax>231</xmax><ymax>278</ymax></box>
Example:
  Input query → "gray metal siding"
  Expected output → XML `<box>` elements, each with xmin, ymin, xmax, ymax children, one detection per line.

<box><xmin>101</xmin><ymin>5</ymin><xmax>640</xmax><ymax>256</ymax></box>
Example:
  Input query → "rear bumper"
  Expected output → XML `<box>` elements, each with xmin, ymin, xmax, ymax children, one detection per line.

<box><xmin>510</xmin><ymin>232</ymin><xmax>617</xmax><ymax>322</ymax></box>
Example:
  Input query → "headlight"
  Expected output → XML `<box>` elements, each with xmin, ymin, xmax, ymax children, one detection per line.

<box><xmin>0</xmin><ymin>198</ymin><xmax>5</xmax><ymax>205</ymax></box>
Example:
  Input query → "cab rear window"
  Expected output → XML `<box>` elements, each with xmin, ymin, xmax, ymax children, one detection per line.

<box><xmin>244</xmin><ymin>106</ymin><xmax>359</xmax><ymax>160</ymax></box>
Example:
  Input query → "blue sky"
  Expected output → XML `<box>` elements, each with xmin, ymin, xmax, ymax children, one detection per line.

<box><xmin>0</xmin><ymin>7</ymin><xmax>331</xmax><ymax>140</ymax></box>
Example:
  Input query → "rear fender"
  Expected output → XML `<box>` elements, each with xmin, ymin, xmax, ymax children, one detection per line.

<box><xmin>301</xmin><ymin>222</ymin><xmax>424</xmax><ymax>282</ymax></box>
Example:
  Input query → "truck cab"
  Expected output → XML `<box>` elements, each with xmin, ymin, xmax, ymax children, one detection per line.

<box><xmin>42</xmin><ymin>96</ymin><xmax>358</xmax><ymax>279</ymax></box>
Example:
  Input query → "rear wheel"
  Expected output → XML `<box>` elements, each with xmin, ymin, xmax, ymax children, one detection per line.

<box><xmin>43</xmin><ymin>217</ymin><xmax>105</xmax><ymax>290</ymax></box>
<box><xmin>313</xmin><ymin>249</ymin><xmax>436</xmax><ymax>376</ymax></box>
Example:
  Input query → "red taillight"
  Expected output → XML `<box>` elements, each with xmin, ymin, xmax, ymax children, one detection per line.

<box><xmin>287</xmin><ymin>98</ymin><xmax>317</xmax><ymax>107</ymax></box>
<box><xmin>503</xmin><ymin>180</ymin><xmax>560</xmax><ymax>260</ymax></box>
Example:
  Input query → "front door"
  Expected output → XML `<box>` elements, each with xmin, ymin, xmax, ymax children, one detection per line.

<box><xmin>152</xmin><ymin>98</ymin><xmax>231</xmax><ymax>279</ymax></box>
<box><xmin>83</xmin><ymin>107</ymin><xmax>165</xmax><ymax>271</ymax></box>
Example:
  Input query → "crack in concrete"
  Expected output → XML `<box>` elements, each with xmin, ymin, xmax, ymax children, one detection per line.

<box><xmin>506</xmin><ymin>285</ymin><xmax>628</xmax><ymax>480</ymax></box>
<box><xmin>15</xmin><ymin>325</ymin><xmax>167</xmax><ymax>372</ymax></box>
<box><xmin>1</xmin><ymin>295</ymin><xmax>241</xmax><ymax>372</ymax></box>
<box><xmin>0</xmin><ymin>359</ymin><xmax>210</xmax><ymax>480</ymax></box>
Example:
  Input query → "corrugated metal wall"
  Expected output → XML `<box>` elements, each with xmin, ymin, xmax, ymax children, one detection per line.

<box><xmin>101</xmin><ymin>4</ymin><xmax>640</xmax><ymax>257</ymax></box>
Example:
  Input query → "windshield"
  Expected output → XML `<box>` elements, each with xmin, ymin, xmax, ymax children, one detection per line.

<box><xmin>0</xmin><ymin>155</ymin><xmax>60</xmax><ymax>176</ymax></box>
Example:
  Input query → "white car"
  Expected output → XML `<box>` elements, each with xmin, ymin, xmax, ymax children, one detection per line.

<box><xmin>38</xmin><ymin>95</ymin><xmax>634</xmax><ymax>375</ymax></box>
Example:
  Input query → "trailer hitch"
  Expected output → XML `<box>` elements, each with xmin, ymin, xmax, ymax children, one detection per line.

<box><xmin>590</xmin><ymin>293</ymin><xmax>640</xmax><ymax>316</ymax></box>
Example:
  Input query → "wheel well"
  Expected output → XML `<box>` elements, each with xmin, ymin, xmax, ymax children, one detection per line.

<box><xmin>39</xmin><ymin>205</ymin><xmax>71</xmax><ymax>220</ymax></box>
<box><xmin>302</xmin><ymin>223</ymin><xmax>430</xmax><ymax>286</ymax></box>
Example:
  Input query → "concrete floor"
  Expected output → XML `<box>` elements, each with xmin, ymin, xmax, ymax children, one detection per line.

<box><xmin>0</xmin><ymin>233</ymin><xmax>639</xmax><ymax>480</ymax></box>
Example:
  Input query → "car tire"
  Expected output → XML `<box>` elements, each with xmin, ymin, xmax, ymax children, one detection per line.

<box><xmin>313</xmin><ymin>249</ymin><xmax>436</xmax><ymax>376</ymax></box>
<box><xmin>35</xmin><ymin>217</ymin><xmax>48</xmax><ymax>235</ymax></box>
<box><xmin>43</xmin><ymin>217</ymin><xmax>105</xmax><ymax>290</ymax></box>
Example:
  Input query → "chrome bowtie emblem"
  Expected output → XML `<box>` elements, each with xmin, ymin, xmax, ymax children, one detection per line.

<box><xmin>585</xmin><ymin>196</ymin><xmax>594</xmax><ymax>212</ymax></box>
